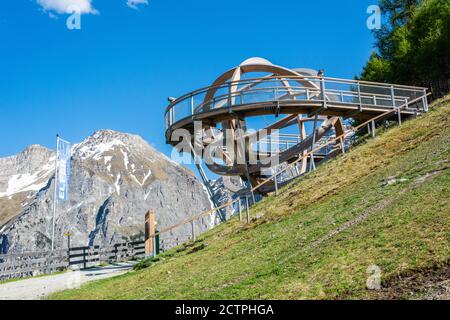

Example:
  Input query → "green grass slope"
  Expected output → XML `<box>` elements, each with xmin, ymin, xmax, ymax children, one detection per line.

<box><xmin>51</xmin><ymin>95</ymin><xmax>450</xmax><ymax>300</ymax></box>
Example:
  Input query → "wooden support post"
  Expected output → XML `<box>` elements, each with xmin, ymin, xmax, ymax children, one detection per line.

<box><xmin>82</xmin><ymin>248</ymin><xmax>87</xmax><ymax>269</ymax></box>
<box><xmin>397</xmin><ymin>109</ymin><xmax>402</xmax><ymax>126</ymax></box>
<box><xmin>145</xmin><ymin>211</ymin><xmax>156</xmax><ymax>258</ymax></box>
<box><xmin>65</xmin><ymin>232</ymin><xmax>72</xmax><ymax>267</ymax></box>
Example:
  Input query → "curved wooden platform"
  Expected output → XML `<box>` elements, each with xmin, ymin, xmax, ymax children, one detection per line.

<box><xmin>164</xmin><ymin>58</ymin><xmax>428</xmax><ymax>196</ymax></box>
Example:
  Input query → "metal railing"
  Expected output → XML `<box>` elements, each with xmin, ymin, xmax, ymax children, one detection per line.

<box><xmin>165</xmin><ymin>76</ymin><xmax>429</xmax><ymax>129</ymax></box>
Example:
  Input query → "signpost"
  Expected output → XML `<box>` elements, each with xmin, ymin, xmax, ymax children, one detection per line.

<box><xmin>51</xmin><ymin>135</ymin><xmax>71</xmax><ymax>251</ymax></box>
<box><xmin>145</xmin><ymin>211</ymin><xmax>157</xmax><ymax>258</ymax></box>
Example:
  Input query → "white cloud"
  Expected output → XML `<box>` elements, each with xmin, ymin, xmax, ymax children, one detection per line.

<box><xmin>37</xmin><ymin>0</ymin><xmax>98</xmax><ymax>15</ymax></box>
<box><xmin>127</xmin><ymin>0</ymin><xmax>149</xmax><ymax>10</ymax></box>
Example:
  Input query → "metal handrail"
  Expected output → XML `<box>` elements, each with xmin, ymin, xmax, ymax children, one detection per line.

<box><xmin>165</xmin><ymin>76</ymin><xmax>428</xmax><ymax>129</ymax></box>
<box><xmin>165</xmin><ymin>75</ymin><xmax>427</xmax><ymax>112</ymax></box>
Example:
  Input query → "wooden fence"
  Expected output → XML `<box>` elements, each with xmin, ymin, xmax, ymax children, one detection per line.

<box><xmin>0</xmin><ymin>249</ymin><xmax>68</xmax><ymax>281</ymax></box>
<box><xmin>0</xmin><ymin>240</ymin><xmax>145</xmax><ymax>282</ymax></box>
<box><xmin>68</xmin><ymin>241</ymin><xmax>145</xmax><ymax>269</ymax></box>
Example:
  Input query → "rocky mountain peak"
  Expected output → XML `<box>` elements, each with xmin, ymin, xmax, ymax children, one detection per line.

<box><xmin>0</xmin><ymin>130</ymin><xmax>215</xmax><ymax>254</ymax></box>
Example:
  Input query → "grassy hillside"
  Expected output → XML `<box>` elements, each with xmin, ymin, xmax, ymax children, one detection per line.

<box><xmin>51</xmin><ymin>95</ymin><xmax>450</xmax><ymax>300</ymax></box>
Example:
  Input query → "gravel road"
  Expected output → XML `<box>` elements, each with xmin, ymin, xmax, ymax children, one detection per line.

<box><xmin>0</xmin><ymin>262</ymin><xmax>134</xmax><ymax>300</ymax></box>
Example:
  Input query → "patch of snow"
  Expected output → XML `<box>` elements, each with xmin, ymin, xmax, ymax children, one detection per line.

<box><xmin>0</xmin><ymin>160</ymin><xmax>54</xmax><ymax>198</ymax></box>
<box><xmin>131</xmin><ymin>169</ymin><xmax>152</xmax><ymax>187</ymax></box>
<box><xmin>120</xmin><ymin>148</ymin><xmax>129</xmax><ymax>170</ymax></box>
<box><xmin>75</xmin><ymin>139</ymin><xmax>125</xmax><ymax>160</ymax></box>
<box><xmin>200</xmin><ymin>183</ymin><xmax>215</xmax><ymax>212</ymax></box>
<box><xmin>131</xmin><ymin>163</ymin><xmax>136</xmax><ymax>172</ymax></box>
<box><xmin>114</xmin><ymin>173</ymin><xmax>121</xmax><ymax>195</ymax></box>
<box><xmin>104</xmin><ymin>156</ymin><xmax>112</xmax><ymax>165</ymax></box>
<box><xmin>67</xmin><ymin>201</ymin><xmax>87</xmax><ymax>212</ymax></box>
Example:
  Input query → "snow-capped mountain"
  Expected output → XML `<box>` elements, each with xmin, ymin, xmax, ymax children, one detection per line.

<box><xmin>0</xmin><ymin>130</ymin><xmax>215</xmax><ymax>254</ymax></box>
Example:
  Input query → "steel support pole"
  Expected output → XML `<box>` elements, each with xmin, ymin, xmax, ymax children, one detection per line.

<box><xmin>320</xmin><ymin>77</ymin><xmax>327</xmax><ymax>109</ymax></box>
<box><xmin>423</xmin><ymin>89</ymin><xmax>428</xmax><ymax>112</ymax></box>
<box><xmin>371</xmin><ymin>120</ymin><xmax>376</xmax><ymax>139</ymax></box>
<box><xmin>236</xmin><ymin>118</ymin><xmax>256</xmax><ymax>204</ymax></box>
<box><xmin>245</xmin><ymin>196</ymin><xmax>250</xmax><ymax>224</ymax></box>
<box><xmin>390</xmin><ymin>85</ymin><xmax>396</xmax><ymax>108</ymax></box>
<box><xmin>238</xmin><ymin>198</ymin><xmax>242</xmax><ymax>222</ymax></box>
<box><xmin>274</xmin><ymin>174</ymin><xmax>279</xmax><ymax>196</ymax></box>
<box><xmin>188</xmin><ymin>141</ymin><xmax>225</xmax><ymax>221</ymax></box>
<box><xmin>357</xmin><ymin>81</ymin><xmax>362</xmax><ymax>111</ymax></box>
<box><xmin>310</xmin><ymin>114</ymin><xmax>318</xmax><ymax>172</ymax></box>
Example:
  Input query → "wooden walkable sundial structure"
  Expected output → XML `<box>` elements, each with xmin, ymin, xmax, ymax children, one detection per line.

<box><xmin>165</xmin><ymin>57</ymin><xmax>429</xmax><ymax>203</ymax></box>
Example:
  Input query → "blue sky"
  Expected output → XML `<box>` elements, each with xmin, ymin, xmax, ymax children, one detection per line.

<box><xmin>0</xmin><ymin>0</ymin><xmax>377</xmax><ymax>159</ymax></box>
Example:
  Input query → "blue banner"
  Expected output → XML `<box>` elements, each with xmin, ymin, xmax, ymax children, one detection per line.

<box><xmin>56</xmin><ymin>137</ymin><xmax>71</xmax><ymax>201</ymax></box>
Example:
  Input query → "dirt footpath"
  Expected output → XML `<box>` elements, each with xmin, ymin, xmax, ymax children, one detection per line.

<box><xmin>0</xmin><ymin>262</ymin><xmax>134</xmax><ymax>300</ymax></box>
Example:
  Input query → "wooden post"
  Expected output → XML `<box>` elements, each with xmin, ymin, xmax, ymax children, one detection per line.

<box><xmin>64</xmin><ymin>232</ymin><xmax>72</xmax><ymax>267</ymax></box>
<box><xmin>145</xmin><ymin>211</ymin><xmax>156</xmax><ymax>258</ymax></box>
<box><xmin>82</xmin><ymin>248</ymin><xmax>87</xmax><ymax>269</ymax></box>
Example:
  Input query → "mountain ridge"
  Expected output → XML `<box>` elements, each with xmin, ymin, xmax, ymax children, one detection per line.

<box><xmin>0</xmin><ymin>129</ymin><xmax>215</xmax><ymax>254</ymax></box>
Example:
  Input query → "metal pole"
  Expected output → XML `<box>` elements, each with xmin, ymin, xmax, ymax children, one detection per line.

<box><xmin>320</xmin><ymin>77</ymin><xmax>327</xmax><ymax>109</ymax></box>
<box><xmin>310</xmin><ymin>114</ymin><xmax>318</xmax><ymax>172</ymax></box>
<box><xmin>390</xmin><ymin>85</ymin><xmax>396</xmax><ymax>107</ymax></box>
<box><xmin>51</xmin><ymin>135</ymin><xmax>59</xmax><ymax>251</ymax></box>
<box><xmin>397</xmin><ymin>108</ymin><xmax>402</xmax><ymax>126</ymax></box>
<box><xmin>357</xmin><ymin>81</ymin><xmax>362</xmax><ymax>111</ymax></box>
<box><xmin>274</xmin><ymin>173</ymin><xmax>279</xmax><ymax>196</ymax></box>
<box><xmin>245</xmin><ymin>196</ymin><xmax>250</xmax><ymax>224</ymax></box>
<box><xmin>371</xmin><ymin>120</ymin><xmax>376</xmax><ymax>139</ymax></box>
<box><xmin>423</xmin><ymin>89</ymin><xmax>428</xmax><ymax>112</ymax></box>
<box><xmin>238</xmin><ymin>198</ymin><xmax>242</xmax><ymax>222</ymax></box>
